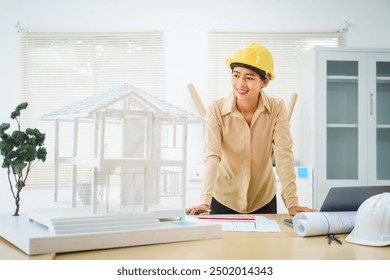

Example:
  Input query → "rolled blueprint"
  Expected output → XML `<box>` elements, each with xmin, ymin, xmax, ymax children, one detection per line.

<box><xmin>293</xmin><ymin>211</ymin><xmax>356</xmax><ymax>237</ymax></box>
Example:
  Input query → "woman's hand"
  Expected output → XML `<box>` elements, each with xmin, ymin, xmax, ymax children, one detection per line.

<box><xmin>186</xmin><ymin>204</ymin><xmax>211</xmax><ymax>215</ymax></box>
<box><xmin>287</xmin><ymin>206</ymin><xmax>317</xmax><ymax>216</ymax></box>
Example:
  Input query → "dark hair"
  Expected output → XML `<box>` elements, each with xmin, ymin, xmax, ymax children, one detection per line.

<box><xmin>230</xmin><ymin>63</ymin><xmax>267</xmax><ymax>80</ymax></box>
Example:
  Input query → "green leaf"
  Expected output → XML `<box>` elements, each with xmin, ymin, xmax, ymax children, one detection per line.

<box><xmin>26</xmin><ymin>128</ymin><xmax>46</xmax><ymax>146</ymax></box>
<box><xmin>10</xmin><ymin>102</ymin><xmax>28</xmax><ymax>119</ymax></box>
<box><xmin>0</xmin><ymin>141</ymin><xmax>15</xmax><ymax>157</ymax></box>
<box><xmin>16</xmin><ymin>181</ymin><xmax>25</xmax><ymax>191</ymax></box>
<box><xmin>2</xmin><ymin>158</ymin><xmax>11</xmax><ymax>168</ymax></box>
<box><xmin>5</xmin><ymin>150</ymin><xmax>18</xmax><ymax>159</ymax></box>
<box><xmin>37</xmin><ymin>147</ymin><xmax>47</xmax><ymax>162</ymax></box>
<box><xmin>11</xmin><ymin>159</ymin><xmax>27</xmax><ymax>174</ymax></box>
<box><xmin>0</xmin><ymin>123</ymin><xmax>10</xmax><ymax>136</ymax></box>
<box><xmin>11</xmin><ymin>130</ymin><xmax>28</xmax><ymax>146</ymax></box>
<box><xmin>19</xmin><ymin>145</ymin><xmax>37</xmax><ymax>162</ymax></box>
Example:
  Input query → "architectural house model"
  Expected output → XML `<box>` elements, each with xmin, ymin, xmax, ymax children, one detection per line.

<box><xmin>41</xmin><ymin>83</ymin><xmax>204</xmax><ymax>219</ymax></box>
<box><xmin>0</xmin><ymin>84</ymin><xmax>221</xmax><ymax>255</ymax></box>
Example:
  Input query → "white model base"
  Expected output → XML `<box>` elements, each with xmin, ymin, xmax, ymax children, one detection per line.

<box><xmin>27</xmin><ymin>208</ymin><xmax>163</xmax><ymax>234</ymax></box>
<box><xmin>0</xmin><ymin>209</ymin><xmax>221</xmax><ymax>256</ymax></box>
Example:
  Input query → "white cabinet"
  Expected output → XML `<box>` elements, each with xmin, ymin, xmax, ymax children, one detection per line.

<box><xmin>301</xmin><ymin>47</ymin><xmax>390</xmax><ymax>209</ymax></box>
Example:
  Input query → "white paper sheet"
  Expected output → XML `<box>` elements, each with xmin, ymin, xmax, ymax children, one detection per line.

<box><xmin>196</xmin><ymin>215</ymin><xmax>281</xmax><ymax>232</ymax></box>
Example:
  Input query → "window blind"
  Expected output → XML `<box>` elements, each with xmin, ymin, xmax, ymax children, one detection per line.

<box><xmin>19</xmin><ymin>31</ymin><xmax>165</xmax><ymax>188</ymax></box>
<box><xmin>208</xmin><ymin>31</ymin><xmax>346</xmax><ymax>102</ymax></box>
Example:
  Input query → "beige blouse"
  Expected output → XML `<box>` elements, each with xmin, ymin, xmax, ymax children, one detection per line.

<box><xmin>200</xmin><ymin>91</ymin><xmax>298</xmax><ymax>213</ymax></box>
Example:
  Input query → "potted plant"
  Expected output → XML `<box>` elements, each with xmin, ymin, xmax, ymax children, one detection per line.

<box><xmin>0</xmin><ymin>102</ymin><xmax>47</xmax><ymax>216</ymax></box>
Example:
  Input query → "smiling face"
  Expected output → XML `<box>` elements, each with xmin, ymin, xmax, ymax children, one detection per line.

<box><xmin>231</xmin><ymin>66</ymin><xmax>269</xmax><ymax>103</ymax></box>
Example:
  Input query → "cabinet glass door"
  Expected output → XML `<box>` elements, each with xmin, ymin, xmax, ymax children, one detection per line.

<box><xmin>375</xmin><ymin>61</ymin><xmax>390</xmax><ymax>180</ymax></box>
<box><xmin>326</xmin><ymin>60</ymin><xmax>359</xmax><ymax>180</ymax></box>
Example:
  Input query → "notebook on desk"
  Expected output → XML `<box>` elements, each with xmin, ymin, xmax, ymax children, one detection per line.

<box><xmin>319</xmin><ymin>185</ymin><xmax>390</xmax><ymax>212</ymax></box>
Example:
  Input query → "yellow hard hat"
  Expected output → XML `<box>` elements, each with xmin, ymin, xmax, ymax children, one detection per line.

<box><xmin>225</xmin><ymin>43</ymin><xmax>275</xmax><ymax>80</ymax></box>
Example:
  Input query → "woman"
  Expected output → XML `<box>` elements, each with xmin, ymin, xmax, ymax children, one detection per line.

<box><xmin>187</xmin><ymin>43</ymin><xmax>314</xmax><ymax>216</ymax></box>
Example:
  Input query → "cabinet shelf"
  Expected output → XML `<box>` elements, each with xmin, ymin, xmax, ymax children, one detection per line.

<box><xmin>377</xmin><ymin>76</ymin><xmax>390</xmax><ymax>84</ymax></box>
<box><xmin>327</xmin><ymin>75</ymin><xmax>358</xmax><ymax>83</ymax></box>
<box><xmin>377</xmin><ymin>124</ymin><xmax>390</xmax><ymax>129</ymax></box>
<box><xmin>327</xmin><ymin>124</ymin><xmax>358</xmax><ymax>128</ymax></box>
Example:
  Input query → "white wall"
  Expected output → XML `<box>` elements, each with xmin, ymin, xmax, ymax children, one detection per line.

<box><xmin>1</xmin><ymin>0</ymin><xmax>390</xmax><ymax>214</ymax></box>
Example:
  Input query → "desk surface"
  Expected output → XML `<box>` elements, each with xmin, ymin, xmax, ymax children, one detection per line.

<box><xmin>1</xmin><ymin>214</ymin><xmax>389</xmax><ymax>260</ymax></box>
<box><xmin>0</xmin><ymin>236</ymin><xmax>55</xmax><ymax>260</ymax></box>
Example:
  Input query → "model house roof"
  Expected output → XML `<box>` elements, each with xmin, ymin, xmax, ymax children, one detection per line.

<box><xmin>41</xmin><ymin>84</ymin><xmax>204</xmax><ymax>123</ymax></box>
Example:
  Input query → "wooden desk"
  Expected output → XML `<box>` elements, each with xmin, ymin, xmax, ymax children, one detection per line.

<box><xmin>1</xmin><ymin>214</ymin><xmax>389</xmax><ymax>260</ymax></box>
<box><xmin>55</xmin><ymin>214</ymin><xmax>390</xmax><ymax>260</ymax></box>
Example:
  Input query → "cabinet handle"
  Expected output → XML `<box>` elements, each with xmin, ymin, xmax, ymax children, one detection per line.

<box><xmin>370</xmin><ymin>93</ymin><xmax>374</xmax><ymax>116</ymax></box>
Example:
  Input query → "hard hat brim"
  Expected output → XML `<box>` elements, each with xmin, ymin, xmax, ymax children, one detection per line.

<box><xmin>346</xmin><ymin>230</ymin><xmax>390</xmax><ymax>247</ymax></box>
<box><xmin>225</xmin><ymin>58</ymin><xmax>275</xmax><ymax>80</ymax></box>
